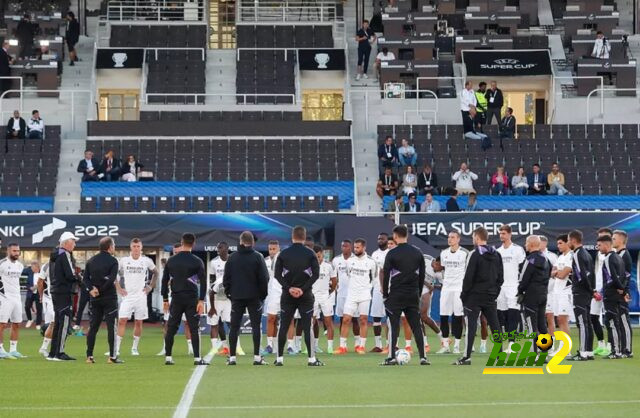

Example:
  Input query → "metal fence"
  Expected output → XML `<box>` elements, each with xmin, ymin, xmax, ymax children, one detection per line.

<box><xmin>105</xmin><ymin>1</ymin><xmax>206</xmax><ymax>22</ymax></box>
<box><xmin>238</xmin><ymin>0</ymin><xmax>340</xmax><ymax>22</ymax></box>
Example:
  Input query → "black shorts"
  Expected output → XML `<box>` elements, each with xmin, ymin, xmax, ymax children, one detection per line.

<box><xmin>67</xmin><ymin>40</ymin><xmax>77</xmax><ymax>50</ymax></box>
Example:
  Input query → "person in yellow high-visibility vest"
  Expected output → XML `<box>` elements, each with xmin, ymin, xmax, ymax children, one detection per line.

<box><xmin>474</xmin><ymin>82</ymin><xmax>488</xmax><ymax>131</ymax></box>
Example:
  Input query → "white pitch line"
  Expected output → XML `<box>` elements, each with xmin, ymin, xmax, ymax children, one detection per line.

<box><xmin>1</xmin><ymin>400</ymin><xmax>639</xmax><ymax>411</ymax></box>
<box><xmin>172</xmin><ymin>351</ymin><xmax>215</xmax><ymax>418</ymax></box>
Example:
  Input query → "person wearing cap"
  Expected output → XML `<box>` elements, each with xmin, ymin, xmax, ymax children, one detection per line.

<box><xmin>48</xmin><ymin>231</ymin><xmax>81</xmax><ymax>361</ymax></box>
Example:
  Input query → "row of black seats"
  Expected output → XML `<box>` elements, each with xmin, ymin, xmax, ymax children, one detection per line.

<box><xmin>139</xmin><ymin>110</ymin><xmax>303</xmax><ymax>122</ymax></box>
<box><xmin>81</xmin><ymin>195</ymin><xmax>340</xmax><ymax>213</ymax></box>
<box><xmin>237</xmin><ymin>24</ymin><xmax>333</xmax><ymax>48</ymax></box>
<box><xmin>110</xmin><ymin>24</ymin><xmax>207</xmax><ymax>48</ymax></box>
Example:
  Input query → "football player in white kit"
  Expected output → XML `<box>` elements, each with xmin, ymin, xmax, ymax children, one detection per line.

<box><xmin>0</xmin><ymin>243</ymin><xmax>25</xmax><ymax>359</ymax></box>
<box><xmin>262</xmin><ymin>240</ymin><xmax>280</xmax><ymax>355</ymax></box>
<box><xmin>336</xmin><ymin>238</ymin><xmax>378</xmax><ymax>355</ymax></box>
<box><xmin>312</xmin><ymin>245</ymin><xmax>337</xmax><ymax>353</ymax></box>
<box><xmin>496</xmin><ymin>225</ymin><xmax>526</xmax><ymax>353</ymax></box>
<box><xmin>592</xmin><ymin>228</ymin><xmax>612</xmax><ymax>355</ymax></box>
<box><xmin>539</xmin><ymin>236</ymin><xmax>558</xmax><ymax>345</ymax></box>
<box><xmin>422</xmin><ymin>255</ymin><xmax>445</xmax><ymax>353</ymax></box>
<box><xmin>370</xmin><ymin>233</ymin><xmax>389</xmax><ymax>353</ymax></box>
<box><xmin>208</xmin><ymin>242</ymin><xmax>244</xmax><ymax>356</ymax></box>
<box><xmin>115</xmin><ymin>238</ymin><xmax>158</xmax><ymax>356</ymax></box>
<box><xmin>437</xmin><ymin>231</ymin><xmax>468</xmax><ymax>354</ymax></box>
<box><xmin>550</xmin><ymin>234</ymin><xmax>573</xmax><ymax>354</ymax></box>
<box><xmin>332</xmin><ymin>240</ymin><xmax>358</xmax><ymax>341</ymax></box>
<box><xmin>37</xmin><ymin>261</ymin><xmax>56</xmax><ymax>356</ymax></box>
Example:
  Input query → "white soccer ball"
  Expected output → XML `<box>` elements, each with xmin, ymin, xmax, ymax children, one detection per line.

<box><xmin>396</xmin><ymin>349</ymin><xmax>411</xmax><ymax>365</ymax></box>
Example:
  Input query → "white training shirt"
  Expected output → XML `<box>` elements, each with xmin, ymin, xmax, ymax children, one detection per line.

<box><xmin>346</xmin><ymin>254</ymin><xmax>378</xmax><ymax>297</ymax></box>
<box><xmin>265</xmin><ymin>253</ymin><xmax>281</xmax><ymax>296</ymax></box>
<box><xmin>497</xmin><ymin>243</ymin><xmax>526</xmax><ymax>287</ymax></box>
<box><xmin>0</xmin><ymin>258</ymin><xmax>24</xmax><ymax>298</ymax></box>
<box><xmin>312</xmin><ymin>261</ymin><xmax>336</xmax><ymax>300</ymax></box>
<box><xmin>332</xmin><ymin>254</ymin><xmax>353</xmax><ymax>296</ymax></box>
<box><xmin>594</xmin><ymin>251</ymin><xmax>605</xmax><ymax>291</ymax></box>
<box><xmin>440</xmin><ymin>247</ymin><xmax>469</xmax><ymax>291</ymax></box>
<box><xmin>371</xmin><ymin>248</ymin><xmax>389</xmax><ymax>290</ymax></box>
<box><xmin>376</xmin><ymin>51</ymin><xmax>396</xmax><ymax>61</ymax></box>
<box><xmin>424</xmin><ymin>254</ymin><xmax>443</xmax><ymax>293</ymax></box>
<box><xmin>553</xmin><ymin>251</ymin><xmax>573</xmax><ymax>293</ymax></box>
<box><xmin>38</xmin><ymin>262</ymin><xmax>51</xmax><ymax>298</ymax></box>
<box><xmin>119</xmin><ymin>255</ymin><xmax>155</xmax><ymax>296</ymax></box>
<box><xmin>209</xmin><ymin>256</ymin><xmax>228</xmax><ymax>301</ymax></box>
<box><xmin>543</xmin><ymin>250</ymin><xmax>559</xmax><ymax>293</ymax></box>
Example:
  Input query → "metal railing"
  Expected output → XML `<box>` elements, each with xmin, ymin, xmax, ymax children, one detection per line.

<box><xmin>586</xmin><ymin>87</ymin><xmax>640</xmax><ymax>123</ymax></box>
<box><xmin>143</xmin><ymin>93</ymin><xmax>297</xmax><ymax>105</ymax></box>
<box><xmin>0</xmin><ymin>77</ymin><xmax>24</xmax><ymax>111</ymax></box>
<box><xmin>552</xmin><ymin>75</ymin><xmax>604</xmax><ymax>117</ymax></box>
<box><xmin>106</xmin><ymin>1</ymin><xmax>206</xmax><ymax>22</ymax></box>
<box><xmin>0</xmin><ymin>89</ymin><xmax>93</xmax><ymax>133</ymax></box>
<box><xmin>238</xmin><ymin>0</ymin><xmax>340</xmax><ymax>22</ymax></box>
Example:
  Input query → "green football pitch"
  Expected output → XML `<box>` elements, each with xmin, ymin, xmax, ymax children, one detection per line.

<box><xmin>1</xmin><ymin>325</ymin><xmax>638</xmax><ymax>418</ymax></box>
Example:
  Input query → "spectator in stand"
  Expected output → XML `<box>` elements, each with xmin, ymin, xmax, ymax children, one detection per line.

<box><xmin>99</xmin><ymin>150</ymin><xmax>122</xmax><ymax>182</ymax></box>
<box><xmin>66</xmin><ymin>11</ymin><xmax>80</xmax><ymax>66</ymax></box>
<box><xmin>463</xmin><ymin>108</ymin><xmax>489</xmax><ymax>142</ymax></box>
<box><xmin>511</xmin><ymin>166</ymin><xmax>529</xmax><ymax>196</ymax></box>
<box><xmin>547</xmin><ymin>162</ymin><xmax>570</xmax><ymax>195</ymax></box>
<box><xmin>452</xmin><ymin>162</ymin><xmax>478</xmax><ymax>194</ymax></box>
<box><xmin>121</xmin><ymin>155</ymin><xmax>144</xmax><ymax>182</ymax></box>
<box><xmin>474</xmin><ymin>82</ymin><xmax>488</xmax><ymax>129</ymax></box>
<box><xmin>446</xmin><ymin>188</ymin><xmax>461</xmax><ymax>212</ymax></box>
<box><xmin>378</xmin><ymin>136</ymin><xmax>399</xmax><ymax>169</ymax></box>
<box><xmin>388</xmin><ymin>194</ymin><xmax>405</xmax><ymax>213</ymax></box>
<box><xmin>490</xmin><ymin>166</ymin><xmax>509</xmax><ymax>196</ymax></box>
<box><xmin>404</xmin><ymin>193</ymin><xmax>419</xmax><ymax>213</ymax></box>
<box><xmin>421</xmin><ymin>191</ymin><xmax>441</xmax><ymax>212</ymax></box>
<box><xmin>591</xmin><ymin>31</ymin><xmax>611</xmax><ymax>60</ymax></box>
<box><xmin>485</xmin><ymin>81</ymin><xmax>504</xmax><ymax>125</ymax></box>
<box><xmin>460</xmin><ymin>81</ymin><xmax>477</xmax><ymax>121</ymax></box>
<box><xmin>27</xmin><ymin>110</ymin><xmax>44</xmax><ymax>139</ymax></box>
<box><xmin>6</xmin><ymin>110</ymin><xmax>26</xmax><ymax>139</ymax></box>
<box><xmin>465</xmin><ymin>193</ymin><xmax>479</xmax><ymax>212</ymax></box>
<box><xmin>376</xmin><ymin>166</ymin><xmax>398</xmax><ymax>198</ymax></box>
<box><xmin>15</xmin><ymin>14</ymin><xmax>35</xmax><ymax>59</ymax></box>
<box><xmin>499</xmin><ymin>107</ymin><xmax>516</xmax><ymax>140</ymax></box>
<box><xmin>527</xmin><ymin>163</ymin><xmax>546</xmax><ymax>195</ymax></box>
<box><xmin>398</xmin><ymin>138</ymin><xmax>417</xmax><ymax>167</ymax></box>
<box><xmin>355</xmin><ymin>19</ymin><xmax>376</xmax><ymax>80</ymax></box>
<box><xmin>417</xmin><ymin>164</ymin><xmax>438</xmax><ymax>195</ymax></box>
<box><xmin>0</xmin><ymin>41</ymin><xmax>12</xmax><ymax>96</ymax></box>
<box><xmin>77</xmin><ymin>150</ymin><xmax>100</xmax><ymax>181</ymax></box>
<box><xmin>375</xmin><ymin>47</ymin><xmax>395</xmax><ymax>80</ymax></box>
<box><xmin>401</xmin><ymin>165</ymin><xmax>417</xmax><ymax>195</ymax></box>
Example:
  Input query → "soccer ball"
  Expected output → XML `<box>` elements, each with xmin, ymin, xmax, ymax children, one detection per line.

<box><xmin>536</xmin><ymin>333</ymin><xmax>553</xmax><ymax>351</ymax></box>
<box><xmin>396</xmin><ymin>349</ymin><xmax>411</xmax><ymax>365</ymax></box>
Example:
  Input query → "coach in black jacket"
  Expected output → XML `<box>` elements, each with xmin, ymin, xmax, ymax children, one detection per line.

<box><xmin>568</xmin><ymin>230</ymin><xmax>596</xmax><ymax>360</ymax></box>
<box><xmin>223</xmin><ymin>231</ymin><xmax>270</xmax><ymax>365</ymax></box>
<box><xmin>274</xmin><ymin>225</ymin><xmax>320</xmax><ymax>366</ymax></box>
<box><xmin>517</xmin><ymin>236</ymin><xmax>551</xmax><ymax>350</ymax></box>
<box><xmin>457</xmin><ymin>227</ymin><xmax>503</xmax><ymax>365</ymax></box>
<box><xmin>597</xmin><ymin>235</ymin><xmax>626</xmax><ymax>358</ymax></box>
<box><xmin>381</xmin><ymin>225</ymin><xmax>428</xmax><ymax>366</ymax></box>
<box><xmin>48</xmin><ymin>232</ymin><xmax>80</xmax><ymax>361</ymax></box>
<box><xmin>84</xmin><ymin>237</ymin><xmax>121</xmax><ymax>363</ymax></box>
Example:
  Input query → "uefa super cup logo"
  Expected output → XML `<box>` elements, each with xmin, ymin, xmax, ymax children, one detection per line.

<box><xmin>112</xmin><ymin>52</ymin><xmax>128</xmax><ymax>68</ymax></box>
<box><xmin>314</xmin><ymin>53</ymin><xmax>330</xmax><ymax>69</ymax></box>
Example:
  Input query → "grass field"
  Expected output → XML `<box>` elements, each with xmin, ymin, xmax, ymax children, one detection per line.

<box><xmin>1</xmin><ymin>324</ymin><xmax>638</xmax><ymax>418</ymax></box>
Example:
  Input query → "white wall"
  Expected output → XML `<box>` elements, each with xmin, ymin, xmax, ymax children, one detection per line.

<box><xmin>96</xmin><ymin>69</ymin><xmax>142</xmax><ymax>90</ymax></box>
<box><xmin>300</xmin><ymin>71</ymin><xmax>345</xmax><ymax>90</ymax></box>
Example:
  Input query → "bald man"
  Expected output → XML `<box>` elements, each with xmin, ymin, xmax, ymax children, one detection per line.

<box><xmin>517</xmin><ymin>236</ymin><xmax>552</xmax><ymax>351</ymax></box>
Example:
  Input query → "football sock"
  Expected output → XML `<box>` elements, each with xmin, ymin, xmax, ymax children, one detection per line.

<box><xmin>132</xmin><ymin>336</ymin><xmax>140</xmax><ymax>350</ymax></box>
<box><xmin>340</xmin><ymin>337</ymin><xmax>347</xmax><ymax>348</ymax></box>
<box><xmin>375</xmin><ymin>335</ymin><xmax>382</xmax><ymax>348</ymax></box>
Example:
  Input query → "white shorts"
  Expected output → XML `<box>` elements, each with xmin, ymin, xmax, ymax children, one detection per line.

<box><xmin>590</xmin><ymin>298</ymin><xmax>604</xmax><ymax>316</ymax></box>
<box><xmin>335</xmin><ymin>293</ymin><xmax>348</xmax><ymax>317</ymax></box>
<box><xmin>421</xmin><ymin>287</ymin><xmax>431</xmax><ymax>296</ymax></box>
<box><xmin>43</xmin><ymin>296</ymin><xmax>54</xmax><ymax>324</ymax></box>
<box><xmin>0</xmin><ymin>295</ymin><xmax>22</xmax><ymax>323</ymax></box>
<box><xmin>440</xmin><ymin>289</ymin><xmax>463</xmax><ymax>316</ymax></box>
<box><xmin>119</xmin><ymin>296</ymin><xmax>149</xmax><ymax>320</ymax></box>
<box><xmin>497</xmin><ymin>286</ymin><xmax>520</xmax><ymax>311</ymax></box>
<box><xmin>314</xmin><ymin>295</ymin><xmax>334</xmax><ymax>317</ymax></box>
<box><xmin>553</xmin><ymin>290</ymin><xmax>573</xmax><ymax>316</ymax></box>
<box><xmin>369</xmin><ymin>289</ymin><xmax>385</xmax><ymax>318</ymax></box>
<box><xmin>545</xmin><ymin>292</ymin><xmax>556</xmax><ymax>314</ymax></box>
<box><xmin>343</xmin><ymin>294</ymin><xmax>371</xmax><ymax>317</ymax></box>
<box><xmin>208</xmin><ymin>299</ymin><xmax>231</xmax><ymax>324</ymax></box>
<box><xmin>265</xmin><ymin>293</ymin><xmax>281</xmax><ymax>316</ymax></box>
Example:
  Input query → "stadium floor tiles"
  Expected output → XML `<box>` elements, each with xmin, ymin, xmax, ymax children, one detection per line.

<box><xmin>1</xmin><ymin>326</ymin><xmax>638</xmax><ymax>417</ymax></box>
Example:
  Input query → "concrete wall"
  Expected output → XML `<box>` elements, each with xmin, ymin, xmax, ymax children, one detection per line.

<box><xmin>96</xmin><ymin>69</ymin><xmax>142</xmax><ymax>91</ymax></box>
